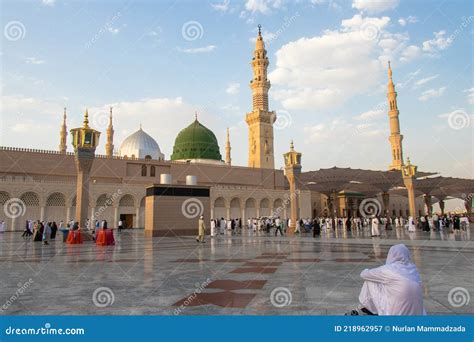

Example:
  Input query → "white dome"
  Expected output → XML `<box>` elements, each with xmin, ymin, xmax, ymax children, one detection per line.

<box><xmin>119</xmin><ymin>127</ymin><xmax>164</xmax><ymax>160</ymax></box>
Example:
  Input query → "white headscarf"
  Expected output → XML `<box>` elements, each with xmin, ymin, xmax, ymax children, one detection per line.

<box><xmin>385</xmin><ymin>244</ymin><xmax>421</xmax><ymax>284</ymax></box>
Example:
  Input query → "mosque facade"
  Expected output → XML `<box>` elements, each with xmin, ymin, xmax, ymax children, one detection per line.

<box><xmin>3</xmin><ymin>27</ymin><xmax>464</xmax><ymax>232</ymax></box>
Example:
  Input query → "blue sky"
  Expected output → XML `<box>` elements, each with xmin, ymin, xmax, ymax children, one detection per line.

<box><xmin>1</xmin><ymin>0</ymin><xmax>472</xmax><ymax>180</ymax></box>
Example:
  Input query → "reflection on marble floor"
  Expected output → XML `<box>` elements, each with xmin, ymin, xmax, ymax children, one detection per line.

<box><xmin>0</xmin><ymin>227</ymin><xmax>472</xmax><ymax>315</ymax></box>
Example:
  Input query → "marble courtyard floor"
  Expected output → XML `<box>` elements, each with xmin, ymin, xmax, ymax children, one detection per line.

<box><xmin>0</xmin><ymin>228</ymin><xmax>472</xmax><ymax>315</ymax></box>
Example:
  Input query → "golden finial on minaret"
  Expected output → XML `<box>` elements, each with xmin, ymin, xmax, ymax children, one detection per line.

<box><xmin>83</xmin><ymin>109</ymin><xmax>90</xmax><ymax>128</ymax></box>
<box><xmin>387</xmin><ymin>61</ymin><xmax>404</xmax><ymax>171</ymax></box>
<box><xmin>258</xmin><ymin>24</ymin><xmax>262</xmax><ymax>36</ymax></box>
<box><xmin>105</xmin><ymin>106</ymin><xmax>114</xmax><ymax>158</ymax></box>
<box><xmin>290</xmin><ymin>139</ymin><xmax>294</xmax><ymax>151</ymax></box>
<box><xmin>59</xmin><ymin>107</ymin><xmax>68</xmax><ymax>154</ymax></box>
<box><xmin>195</xmin><ymin>111</ymin><xmax>198</xmax><ymax>121</ymax></box>
<box><xmin>225</xmin><ymin>127</ymin><xmax>231</xmax><ymax>166</ymax></box>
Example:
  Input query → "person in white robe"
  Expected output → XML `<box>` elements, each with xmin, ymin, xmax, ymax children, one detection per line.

<box><xmin>371</xmin><ymin>217</ymin><xmax>380</xmax><ymax>237</ymax></box>
<box><xmin>0</xmin><ymin>221</ymin><xmax>5</xmax><ymax>233</ymax></box>
<box><xmin>210</xmin><ymin>219</ymin><xmax>216</xmax><ymax>238</ymax></box>
<box><xmin>219</xmin><ymin>218</ymin><xmax>225</xmax><ymax>234</ymax></box>
<box><xmin>408</xmin><ymin>216</ymin><xmax>416</xmax><ymax>232</ymax></box>
<box><xmin>348</xmin><ymin>244</ymin><xmax>425</xmax><ymax>316</ymax></box>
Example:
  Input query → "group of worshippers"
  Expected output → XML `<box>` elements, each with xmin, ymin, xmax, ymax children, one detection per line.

<box><xmin>17</xmin><ymin>218</ymin><xmax>114</xmax><ymax>244</ymax></box>
<box><xmin>209</xmin><ymin>217</ymin><xmax>242</xmax><ymax>237</ymax></box>
<box><xmin>417</xmin><ymin>214</ymin><xmax>469</xmax><ymax>233</ymax></box>
<box><xmin>21</xmin><ymin>220</ymin><xmax>59</xmax><ymax>245</ymax></box>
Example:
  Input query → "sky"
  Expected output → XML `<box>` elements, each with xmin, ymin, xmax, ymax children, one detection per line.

<box><xmin>1</xmin><ymin>0</ymin><xmax>473</xmax><ymax>183</ymax></box>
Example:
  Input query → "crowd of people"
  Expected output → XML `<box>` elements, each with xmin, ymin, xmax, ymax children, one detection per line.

<box><xmin>207</xmin><ymin>213</ymin><xmax>470</xmax><ymax>238</ymax></box>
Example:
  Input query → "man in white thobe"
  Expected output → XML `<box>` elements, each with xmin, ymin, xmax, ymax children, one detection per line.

<box><xmin>348</xmin><ymin>244</ymin><xmax>425</xmax><ymax>316</ymax></box>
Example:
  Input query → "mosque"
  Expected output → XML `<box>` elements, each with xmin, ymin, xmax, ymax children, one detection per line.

<box><xmin>0</xmin><ymin>27</ymin><xmax>472</xmax><ymax>231</ymax></box>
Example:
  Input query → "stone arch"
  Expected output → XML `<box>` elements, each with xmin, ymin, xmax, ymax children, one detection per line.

<box><xmin>0</xmin><ymin>191</ymin><xmax>11</xmax><ymax>205</ymax></box>
<box><xmin>45</xmin><ymin>192</ymin><xmax>66</xmax><ymax>222</ymax></box>
<box><xmin>19</xmin><ymin>191</ymin><xmax>40</xmax><ymax>221</ymax></box>
<box><xmin>46</xmin><ymin>192</ymin><xmax>66</xmax><ymax>206</ymax></box>
<box><xmin>245</xmin><ymin>197</ymin><xmax>257</xmax><ymax>219</ymax></box>
<box><xmin>119</xmin><ymin>194</ymin><xmax>135</xmax><ymax>207</ymax></box>
<box><xmin>260</xmin><ymin>198</ymin><xmax>270</xmax><ymax>217</ymax></box>
<box><xmin>213</xmin><ymin>196</ymin><xmax>226</xmax><ymax>219</ymax></box>
<box><xmin>230</xmin><ymin>197</ymin><xmax>241</xmax><ymax>219</ymax></box>
<box><xmin>273</xmin><ymin>198</ymin><xmax>285</xmax><ymax>218</ymax></box>
<box><xmin>140</xmin><ymin>196</ymin><xmax>146</xmax><ymax>207</ymax></box>
<box><xmin>20</xmin><ymin>192</ymin><xmax>40</xmax><ymax>206</ymax></box>
<box><xmin>96</xmin><ymin>194</ymin><xmax>112</xmax><ymax>207</ymax></box>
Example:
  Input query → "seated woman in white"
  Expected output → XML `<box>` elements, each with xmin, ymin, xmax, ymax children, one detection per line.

<box><xmin>347</xmin><ymin>244</ymin><xmax>426</xmax><ymax>316</ymax></box>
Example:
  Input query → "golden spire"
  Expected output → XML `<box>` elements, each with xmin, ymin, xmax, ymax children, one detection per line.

<box><xmin>83</xmin><ymin>109</ymin><xmax>90</xmax><ymax>128</ymax></box>
<box><xmin>290</xmin><ymin>140</ymin><xmax>294</xmax><ymax>151</ymax></box>
<box><xmin>388</xmin><ymin>60</ymin><xmax>392</xmax><ymax>79</ymax></box>
<box><xmin>109</xmin><ymin>107</ymin><xmax>113</xmax><ymax>125</ymax></box>
<box><xmin>225</xmin><ymin>127</ymin><xmax>231</xmax><ymax>166</ymax></box>
<box><xmin>59</xmin><ymin>107</ymin><xmax>67</xmax><ymax>154</ymax></box>
<box><xmin>105</xmin><ymin>107</ymin><xmax>114</xmax><ymax>158</ymax></box>
<box><xmin>195</xmin><ymin>111</ymin><xmax>198</xmax><ymax>121</ymax></box>
<box><xmin>255</xmin><ymin>24</ymin><xmax>265</xmax><ymax>50</ymax></box>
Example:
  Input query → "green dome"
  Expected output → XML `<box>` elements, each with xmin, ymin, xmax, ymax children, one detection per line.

<box><xmin>171</xmin><ymin>119</ymin><xmax>222</xmax><ymax>161</ymax></box>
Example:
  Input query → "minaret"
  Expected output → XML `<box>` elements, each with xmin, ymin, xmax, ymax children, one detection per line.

<box><xmin>105</xmin><ymin>107</ymin><xmax>114</xmax><ymax>158</ymax></box>
<box><xmin>245</xmin><ymin>25</ymin><xmax>276</xmax><ymax>169</ymax></box>
<box><xmin>387</xmin><ymin>61</ymin><xmax>404</xmax><ymax>170</ymax></box>
<box><xmin>59</xmin><ymin>107</ymin><xmax>67</xmax><ymax>154</ymax></box>
<box><xmin>225</xmin><ymin>127</ymin><xmax>231</xmax><ymax>166</ymax></box>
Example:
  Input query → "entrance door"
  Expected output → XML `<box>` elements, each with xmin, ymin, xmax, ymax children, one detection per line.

<box><xmin>120</xmin><ymin>214</ymin><xmax>134</xmax><ymax>228</ymax></box>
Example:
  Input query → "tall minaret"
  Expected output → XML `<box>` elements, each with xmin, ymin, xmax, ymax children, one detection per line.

<box><xmin>225</xmin><ymin>127</ymin><xmax>231</xmax><ymax>166</ymax></box>
<box><xmin>59</xmin><ymin>107</ymin><xmax>67</xmax><ymax>154</ymax></box>
<box><xmin>105</xmin><ymin>107</ymin><xmax>114</xmax><ymax>158</ymax></box>
<box><xmin>387</xmin><ymin>61</ymin><xmax>404</xmax><ymax>170</ymax></box>
<box><xmin>245</xmin><ymin>25</ymin><xmax>276</xmax><ymax>169</ymax></box>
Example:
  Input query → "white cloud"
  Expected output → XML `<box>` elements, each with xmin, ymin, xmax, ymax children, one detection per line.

<box><xmin>269</xmin><ymin>14</ymin><xmax>411</xmax><ymax>110</ymax></box>
<box><xmin>354</xmin><ymin>108</ymin><xmax>385</xmax><ymax>121</ymax></box>
<box><xmin>25</xmin><ymin>57</ymin><xmax>45</xmax><ymax>65</ymax></box>
<box><xmin>41</xmin><ymin>0</ymin><xmax>55</xmax><ymax>6</ymax></box>
<box><xmin>352</xmin><ymin>0</ymin><xmax>399</xmax><ymax>13</ymax></box>
<box><xmin>177</xmin><ymin>45</ymin><xmax>217</xmax><ymax>53</ymax></box>
<box><xmin>464</xmin><ymin>88</ymin><xmax>474</xmax><ymax>104</ymax></box>
<box><xmin>398</xmin><ymin>16</ymin><xmax>418</xmax><ymax>26</ymax></box>
<box><xmin>422</xmin><ymin>30</ymin><xmax>452</xmax><ymax>55</ymax></box>
<box><xmin>400</xmin><ymin>45</ymin><xmax>421</xmax><ymax>62</ymax></box>
<box><xmin>226</xmin><ymin>82</ymin><xmax>240</xmax><ymax>95</ymax></box>
<box><xmin>211</xmin><ymin>0</ymin><xmax>230</xmax><ymax>12</ymax></box>
<box><xmin>244</xmin><ymin>0</ymin><xmax>283</xmax><ymax>14</ymax></box>
<box><xmin>414</xmin><ymin>74</ymin><xmax>439</xmax><ymax>87</ymax></box>
<box><xmin>106</xmin><ymin>26</ymin><xmax>120</xmax><ymax>34</ymax></box>
<box><xmin>418</xmin><ymin>87</ymin><xmax>446</xmax><ymax>101</ymax></box>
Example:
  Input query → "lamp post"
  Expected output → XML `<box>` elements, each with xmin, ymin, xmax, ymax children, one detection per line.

<box><xmin>70</xmin><ymin>110</ymin><xmax>100</xmax><ymax>230</ymax></box>
<box><xmin>401</xmin><ymin>157</ymin><xmax>417</xmax><ymax>218</ymax></box>
<box><xmin>283</xmin><ymin>141</ymin><xmax>302</xmax><ymax>235</ymax></box>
